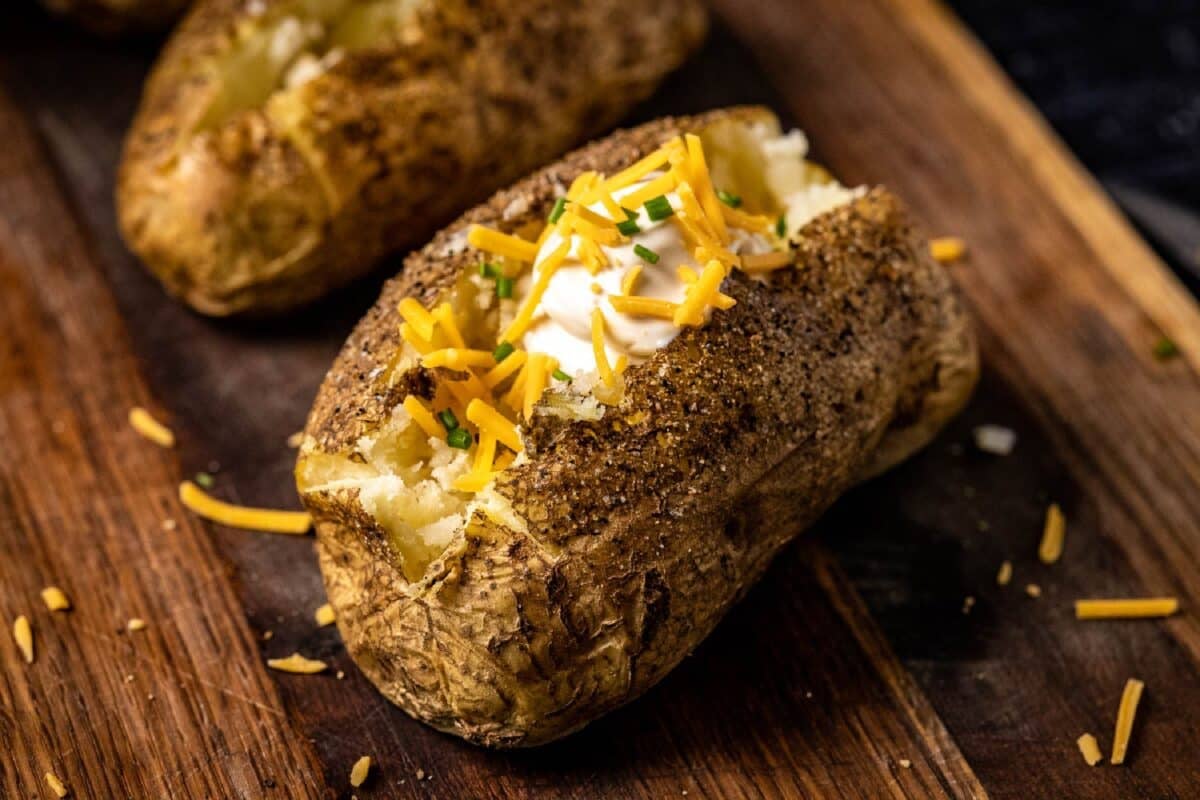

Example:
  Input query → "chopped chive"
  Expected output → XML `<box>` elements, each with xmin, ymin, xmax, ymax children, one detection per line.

<box><xmin>438</xmin><ymin>409</ymin><xmax>459</xmax><ymax>432</ymax></box>
<box><xmin>644</xmin><ymin>195</ymin><xmax>674</xmax><ymax>222</ymax></box>
<box><xmin>1153</xmin><ymin>337</ymin><xmax>1180</xmax><ymax>360</ymax></box>
<box><xmin>633</xmin><ymin>244</ymin><xmax>660</xmax><ymax>264</ymax></box>
<box><xmin>194</xmin><ymin>472</ymin><xmax>215</xmax><ymax>489</ymax></box>
<box><xmin>496</xmin><ymin>276</ymin><xmax>514</xmax><ymax>299</ymax></box>
<box><xmin>548</xmin><ymin>197</ymin><xmax>568</xmax><ymax>224</ymax></box>
<box><xmin>552</xmin><ymin>368</ymin><xmax>572</xmax><ymax>382</ymax></box>
<box><xmin>775</xmin><ymin>215</ymin><xmax>788</xmax><ymax>238</ymax></box>
<box><xmin>447</xmin><ymin>427</ymin><xmax>472</xmax><ymax>449</ymax></box>
<box><xmin>617</xmin><ymin>218</ymin><xmax>641</xmax><ymax>236</ymax></box>
<box><xmin>717</xmin><ymin>189</ymin><xmax>742</xmax><ymax>208</ymax></box>
<box><xmin>479</xmin><ymin>261</ymin><xmax>500</xmax><ymax>279</ymax></box>
<box><xmin>622</xmin><ymin>207</ymin><xmax>639</xmax><ymax>220</ymax></box>
<box><xmin>493</xmin><ymin>341</ymin><xmax>515</xmax><ymax>362</ymax></box>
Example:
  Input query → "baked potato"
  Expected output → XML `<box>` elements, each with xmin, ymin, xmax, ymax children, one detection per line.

<box><xmin>39</xmin><ymin>0</ymin><xmax>189</xmax><ymax>34</ymax></box>
<box><xmin>116</xmin><ymin>0</ymin><xmax>708</xmax><ymax>315</ymax></box>
<box><xmin>295</xmin><ymin>107</ymin><xmax>978</xmax><ymax>747</ymax></box>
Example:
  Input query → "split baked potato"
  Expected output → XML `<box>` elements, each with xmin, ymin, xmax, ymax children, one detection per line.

<box><xmin>116</xmin><ymin>0</ymin><xmax>708</xmax><ymax>315</ymax></box>
<box><xmin>39</xmin><ymin>0</ymin><xmax>189</xmax><ymax>34</ymax></box>
<box><xmin>295</xmin><ymin>107</ymin><xmax>978</xmax><ymax>747</ymax></box>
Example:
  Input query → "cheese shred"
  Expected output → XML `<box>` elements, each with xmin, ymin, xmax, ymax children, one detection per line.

<box><xmin>178</xmin><ymin>481</ymin><xmax>312</xmax><ymax>535</ymax></box>
<box><xmin>1038</xmin><ymin>503</ymin><xmax>1065</xmax><ymax>564</ymax></box>
<box><xmin>44</xmin><ymin>772</ymin><xmax>68</xmax><ymax>798</ymax></box>
<box><xmin>930</xmin><ymin>237</ymin><xmax>967</xmax><ymax>263</ymax></box>
<box><xmin>128</xmin><ymin>407</ymin><xmax>175</xmax><ymax>448</ymax></box>
<box><xmin>41</xmin><ymin>587</ymin><xmax>71</xmax><ymax>612</ymax></box>
<box><xmin>1111</xmin><ymin>678</ymin><xmax>1145</xmax><ymax>765</ymax></box>
<box><xmin>1076</xmin><ymin>733</ymin><xmax>1102</xmax><ymax>766</ymax></box>
<box><xmin>1075</xmin><ymin>598</ymin><xmax>1178</xmax><ymax>620</ymax></box>
<box><xmin>350</xmin><ymin>756</ymin><xmax>372</xmax><ymax>788</ymax></box>
<box><xmin>314</xmin><ymin>603</ymin><xmax>336</xmax><ymax>627</ymax></box>
<box><xmin>266</xmin><ymin>653</ymin><xmax>328</xmax><ymax>674</ymax></box>
<box><xmin>13</xmin><ymin>615</ymin><xmax>33</xmax><ymax>663</ymax></box>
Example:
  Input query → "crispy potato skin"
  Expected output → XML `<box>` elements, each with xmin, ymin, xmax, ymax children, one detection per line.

<box><xmin>116</xmin><ymin>0</ymin><xmax>708</xmax><ymax>314</ymax></box>
<box><xmin>299</xmin><ymin>109</ymin><xmax>979</xmax><ymax>747</ymax></box>
<box><xmin>39</xmin><ymin>0</ymin><xmax>188</xmax><ymax>34</ymax></box>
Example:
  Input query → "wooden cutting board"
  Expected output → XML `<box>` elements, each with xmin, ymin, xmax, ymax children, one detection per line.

<box><xmin>2</xmin><ymin>1</ymin><xmax>1199</xmax><ymax>797</ymax></box>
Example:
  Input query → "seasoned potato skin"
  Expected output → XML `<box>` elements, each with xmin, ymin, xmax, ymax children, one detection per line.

<box><xmin>117</xmin><ymin>0</ymin><xmax>708</xmax><ymax>315</ymax></box>
<box><xmin>39</xmin><ymin>0</ymin><xmax>188</xmax><ymax>34</ymax></box>
<box><xmin>298</xmin><ymin>109</ymin><xmax>978</xmax><ymax>747</ymax></box>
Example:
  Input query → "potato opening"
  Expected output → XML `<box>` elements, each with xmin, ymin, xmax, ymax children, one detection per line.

<box><xmin>297</xmin><ymin>116</ymin><xmax>861</xmax><ymax>581</ymax></box>
<box><xmin>195</xmin><ymin>0</ymin><xmax>425</xmax><ymax>133</ymax></box>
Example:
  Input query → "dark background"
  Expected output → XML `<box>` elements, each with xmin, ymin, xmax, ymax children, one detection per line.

<box><xmin>951</xmin><ymin>0</ymin><xmax>1200</xmax><ymax>295</ymax></box>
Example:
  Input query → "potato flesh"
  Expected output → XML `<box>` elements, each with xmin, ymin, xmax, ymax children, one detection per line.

<box><xmin>299</xmin><ymin>119</ymin><xmax>857</xmax><ymax>580</ymax></box>
<box><xmin>196</xmin><ymin>0</ymin><xmax>424</xmax><ymax>132</ymax></box>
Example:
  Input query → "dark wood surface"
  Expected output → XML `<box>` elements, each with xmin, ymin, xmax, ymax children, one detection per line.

<box><xmin>2</xmin><ymin>0</ymin><xmax>1199</xmax><ymax>797</ymax></box>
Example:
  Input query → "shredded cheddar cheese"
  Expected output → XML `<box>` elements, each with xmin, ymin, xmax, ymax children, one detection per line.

<box><xmin>1111</xmin><ymin>678</ymin><xmax>1144</xmax><ymax>765</ymax></box>
<box><xmin>128</xmin><ymin>407</ymin><xmax>175</xmax><ymax>448</ymax></box>
<box><xmin>741</xmin><ymin>251</ymin><xmax>794</xmax><ymax>273</ymax></box>
<box><xmin>1077</xmin><ymin>733</ymin><xmax>1102</xmax><ymax>766</ymax></box>
<box><xmin>350</xmin><ymin>756</ymin><xmax>372</xmax><ymax>788</ymax></box>
<box><xmin>179</xmin><ymin>481</ymin><xmax>312</xmax><ymax>535</ymax></box>
<box><xmin>422</xmin><ymin>348</ymin><xmax>497</xmax><ymax>370</ymax></box>
<box><xmin>402</xmin><ymin>396</ymin><xmax>443</xmax><ymax>439</ymax></box>
<box><xmin>267</xmin><ymin>653</ymin><xmax>328</xmax><ymax>674</ymax></box>
<box><xmin>604</xmin><ymin>148</ymin><xmax>671</xmax><ymax>193</ymax></box>
<box><xmin>621</xmin><ymin>265</ymin><xmax>643</xmax><ymax>296</ymax></box>
<box><xmin>13</xmin><ymin>615</ymin><xmax>33</xmax><ymax>663</ymax></box>
<box><xmin>315</xmin><ymin>603</ymin><xmax>336</xmax><ymax>627</ymax></box>
<box><xmin>1075</xmin><ymin>598</ymin><xmax>1178</xmax><ymax>619</ymax></box>
<box><xmin>930</xmin><ymin>237</ymin><xmax>967</xmax><ymax>263</ymax></box>
<box><xmin>523</xmin><ymin>354</ymin><xmax>549</xmax><ymax>420</ymax></box>
<box><xmin>41</xmin><ymin>587</ymin><xmax>71</xmax><ymax>612</ymax></box>
<box><xmin>398</xmin><ymin>298</ymin><xmax>437</xmax><ymax>341</ymax></box>
<box><xmin>466</xmin><ymin>399</ymin><xmax>523</xmax><ymax>453</ymax></box>
<box><xmin>432</xmin><ymin>303</ymin><xmax>467</xmax><ymax>349</ymax></box>
<box><xmin>467</xmin><ymin>225</ymin><xmax>538</xmax><ymax>263</ymax></box>
<box><xmin>1039</xmin><ymin>503</ymin><xmax>1065</xmax><ymax>564</ymax></box>
<box><xmin>44</xmin><ymin>772</ymin><xmax>68</xmax><ymax>798</ymax></box>
<box><xmin>608</xmin><ymin>295</ymin><xmax>679</xmax><ymax>320</ymax></box>
<box><xmin>483</xmin><ymin>349</ymin><xmax>527</xmax><ymax>388</ymax></box>
<box><xmin>502</xmin><ymin>239</ymin><xmax>571</xmax><ymax>343</ymax></box>
<box><xmin>591</xmin><ymin>309</ymin><xmax>616</xmax><ymax>388</ymax></box>
<box><xmin>674</xmin><ymin>260</ymin><xmax>731</xmax><ymax>326</ymax></box>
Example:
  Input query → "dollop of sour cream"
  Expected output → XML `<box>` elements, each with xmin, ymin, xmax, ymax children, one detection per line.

<box><xmin>520</xmin><ymin>176</ymin><xmax>773</xmax><ymax>375</ymax></box>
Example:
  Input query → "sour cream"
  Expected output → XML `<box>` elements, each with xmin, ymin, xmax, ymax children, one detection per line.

<box><xmin>520</xmin><ymin>176</ymin><xmax>772</xmax><ymax>375</ymax></box>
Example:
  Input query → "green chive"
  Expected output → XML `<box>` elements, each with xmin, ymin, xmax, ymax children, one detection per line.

<box><xmin>194</xmin><ymin>472</ymin><xmax>215</xmax><ymax>489</ymax></box>
<box><xmin>717</xmin><ymin>189</ymin><xmax>742</xmax><ymax>208</ymax></box>
<box><xmin>617</xmin><ymin>218</ymin><xmax>641</xmax><ymax>236</ymax></box>
<box><xmin>496</xmin><ymin>276</ymin><xmax>514</xmax><ymax>299</ymax></box>
<box><xmin>548</xmin><ymin>197</ymin><xmax>568</xmax><ymax>224</ymax></box>
<box><xmin>622</xmin><ymin>207</ymin><xmax>638</xmax><ymax>220</ymax></box>
<box><xmin>479</xmin><ymin>261</ymin><xmax>500</xmax><ymax>279</ymax></box>
<box><xmin>775</xmin><ymin>215</ymin><xmax>787</xmax><ymax>238</ymax></box>
<box><xmin>493</xmin><ymin>341</ymin><xmax>515</xmax><ymax>362</ymax></box>
<box><xmin>552</xmin><ymin>368</ymin><xmax>572</xmax><ymax>382</ymax></box>
<box><xmin>1153</xmin><ymin>337</ymin><xmax>1180</xmax><ymax>360</ymax></box>
<box><xmin>633</xmin><ymin>244</ymin><xmax>660</xmax><ymax>264</ymax></box>
<box><xmin>644</xmin><ymin>195</ymin><xmax>674</xmax><ymax>222</ymax></box>
<box><xmin>447</xmin><ymin>428</ymin><xmax>472</xmax><ymax>449</ymax></box>
<box><xmin>438</xmin><ymin>409</ymin><xmax>459</xmax><ymax>432</ymax></box>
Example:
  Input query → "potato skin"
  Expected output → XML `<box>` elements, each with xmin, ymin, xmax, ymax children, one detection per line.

<box><xmin>116</xmin><ymin>0</ymin><xmax>708</xmax><ymax>315</ymax></box>
<box><xmin>299</xmin><ymin>109</ymin><xmax>978</xmax><ymax>747</ymax></box>
<box><xmin>39</xmin><ymin>0</ymin><xmax>188</xmax><ymax>34</ymax></box>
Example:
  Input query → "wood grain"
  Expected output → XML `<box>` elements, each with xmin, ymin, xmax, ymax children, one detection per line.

<box><xmin>2</xmin><ymin>0</ymin><xmax>1200</xmax><ymax>796</ymax></box>
<box><xmin>0</xmin><ymin>87</ymin><xmax>326</xmax><ymax>799</ymax></box>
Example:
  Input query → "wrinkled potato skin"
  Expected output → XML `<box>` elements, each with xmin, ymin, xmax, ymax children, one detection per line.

<box><xmin>39</xmin><ymin>0</ymin><xmax>189</xmax><ymax>34</ymax></box>
<box><xmin>299</xmin><ymin>109</ymin><xmax>979</xmax><ymax>747</ymax></box>
<box><xmin>117</xmin><ymin>0</ymin><xmax>708</xmax><ymax>315</ymax></box>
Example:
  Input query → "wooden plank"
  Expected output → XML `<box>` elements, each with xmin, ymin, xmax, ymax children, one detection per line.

<box><xmin>0</xmin><ymin>87</ymin><xmax>327</xmax><ymax>798</ymax></box>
